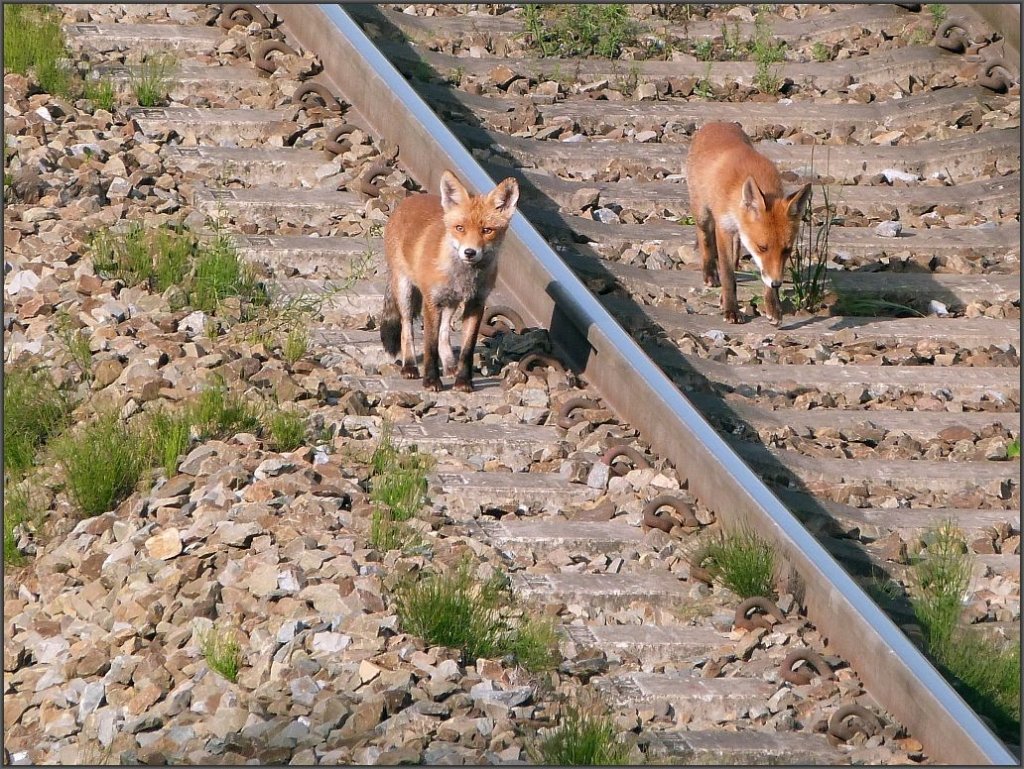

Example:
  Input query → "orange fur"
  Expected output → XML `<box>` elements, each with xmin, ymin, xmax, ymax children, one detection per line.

<box><xmin>687</xmin><ymin>122</ymin><xmax>811</xmax><ymax>325</ymax></box>
<box><xmin>380</xmin><ymin>171</ymin><xmax>519</xmax><ymax>392</ymax></box>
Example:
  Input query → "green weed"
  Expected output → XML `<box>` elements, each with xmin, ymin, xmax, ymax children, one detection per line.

<box><xmin>191</xmin><ymin>232</ymin><xmax>266</xmax><ymax>314</ymax></box>
<box><xmin>909</xmin><ymin>521</ymin><xmax>1020</xmax><ymax>741</ymax></box>
<box><xmin>368</xmin><ymin>422</ymin><xmax>433</xmax><ymax>550</ymax></box>
<box><xmin>811</xmin><ymin>41</ymin><xmax>832</xmax><ymax>62</ymax></box>
<box><xmin>54</xmin><ymin>310</ymin><xmax>93</xmax><ymax>380</ymax></box>
<box><xmin>395</xmin><ymin>561</ymin><xmax>558</xmax><ymax>670</ymax></box>
<box><xmin>751</xmin><ymin>13</ymin><xmax>785</xmax><ymax>93</ymax></box>
<box><xmin>56</xmin><ymin>410</ymin><xmax>149</xmax><ymax>517</ymax></box>
<box><xmin>521</xmin><ymin>4</ymin><xmax>638</xmax><ymax>59</ymax></box>
<box><xmin>91</xmin><ymin>224</ymin><xmax>265</xmax><ymax>316</ymax></box>
<box><xmin>787</xmin><ymin>169</ymin><xmax>833</xmax><ymax>312</ymax></box>
<box><xmin>1006</xmin><ymin>437</ymin><xmax>1019</xmax><ymax>459</ymax></box>
<box><xmin>694</xmin><ymin>528</ymin><xmax>776</xmax><ymax>598</ymax></box>
<box><xmin>83</xmin><ymin>75</ymin><xmax>117</xmax><ymax>111</ymax></box>
<box><xmin>694</xmin><ymin>62</ymin><xmax>715</xmax><ymax>99</ymax></box>
<box><xmin>833</xmin><ymin>296</ymin><xmax>924</xmax><ymax>318</ymax></box>
<box><xmin>266</xmin><ymin>408</ymin><xmax>306</xmax><ymax>452</ymax></box>
<box><xmin>694</xmin><ymin>39</ymin><xmax>714</xmax><ymax>61</ymax></box>
<box><xmin>533</xmin><ymin>706</ymin><xmax>632</xmax><ymax>765</ymax></box>
<box><xmin>3</xmin><ymin>481</ymin><xmax>35</xmax><ymax>566</ymax></box>
<box><xmin>282</xmin><ymin>326</ymin><xmax>309</xmax><ymax>366</ymax></box>
<box><xmin>130</xmin><ymin>55</ymin><xmax>173</xmax><ymax>107</ymax></box>
<box><xmin>3</xmin><ymin>4</ymin><xmax>76</xmax><ymax>99</ymax></box>
<box><xmin>145</xmin><ymin>406</ymin><xmax>193</xmax><ymax>479</ymax></box>
<box><xmin>928</xmin><ymin>4</ymin><xmax>948</xmax><ymax>26</ymax></box>
<box><xmin>191</xmin><ymin>376</ymin><xmax>261</xmax><ymax>440</ymax></box>
<box><xmin>198</xmin><ymin>622</ymin><xmax>242</xmax><ymax>682</ymax></box>
<box><xmin>3</xmin><ymin>366</ymin><xmax>71</xmax><ymax>476</ymax></box>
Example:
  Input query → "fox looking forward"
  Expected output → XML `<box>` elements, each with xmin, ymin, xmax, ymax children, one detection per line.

<box><xmin>380</xmin><ymin>171</ymin><xmax>519</xmax><ymax>392</ymax></box>
<box><xmin>687</xmin><ymin>121</ymin><xmax>811</xmax><ymax>325</ymax></box>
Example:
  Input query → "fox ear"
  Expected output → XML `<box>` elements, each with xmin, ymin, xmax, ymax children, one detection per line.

<box><xmin>489</xmin><ymin>177</ymin><xmax>519</xmax><ymax>216</ymax></box>
<box><xmin>440</xmin><ymin>171</ymin><xmax>468</xmax><ymax>212</ymax></box>
<box><xmin>740</xmin><ymin>177</ymin><xmax>765</xmax><ymax>214</ymax></box>
<box><xmin>786</xmin><ymin>183</ymin><xmax>812</xmax><ymax>221</ymax></box>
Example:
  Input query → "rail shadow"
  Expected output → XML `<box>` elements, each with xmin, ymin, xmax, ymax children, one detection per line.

<box><xmin>345</xmin><ymin>3</ymin><xmax>951</xmax><ymax>633</ymax></box>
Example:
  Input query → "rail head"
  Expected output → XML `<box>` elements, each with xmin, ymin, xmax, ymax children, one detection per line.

<box><xmin>269</xmin><ymin>4</ymin><xmax>1018</xmax><ymax>764</ymax></box>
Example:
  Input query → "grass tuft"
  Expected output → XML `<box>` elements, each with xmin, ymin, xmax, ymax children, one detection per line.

<box><xmin>395</xmin><ymin>560</ymin><xmax>557</xmax><ymax>671</ymax></box>
<box><xmin>146</xmin><ymin>406</ymin><xmax>193</xmax><ymax>479</ymax></box>
<box><xmin>788</xmin><ymin>166</ymin><xmax>833</xmax><ymax>313</ymax></box>
<box><xmin>90</xmin><ymin>224</ymin><xmax>266</xmax><ymax>316</ymax></box>
<box><xmin>909</xmin><ymin>521</ymin><xmax>1020</xmax><ymax>740</ymax></box>
<box><xmin>130</xmin><ymin>55</ymin><xmax>172</xmax><ymax>107</ymax></box>
<box><xmin>368</xmin><ymin>422</ymin><xmax>433</xmax><ymax>550</ymax></box>
<box><xmin>695</xmin><ymin>528</ymin><xmax>776</xmax><ymax>598</ymax></box>
<box><xmin>198</xmin><ymin>622</ymin><xmax>242</xmax><ymax>682</ymax></box>
<box><xmin>56</xmin><ymin>410</ymin><xmax>149</xmax><ymax>517</ymax></box>
<box><xmin>3</xmin><ymin>482</ymin><xmax>36</xmax><ymax>566</ymax></box>
<box><xmin>82</xmin><ymin>74</ymin><xmax>117</xmax><ymax>111</ymax></box>
<box><xmin>266</xmin><ymin>408</ymin><xmax>306</xmax><ymax>452</ymax></box>
<box><xmin>3</xmin><ymin>4</ymin><xmax>76</xmax><ymax>99</ymax></box>
<box><xmin>192</xmin><ymin>376</ymin><xmax>261</xmax><ymax>440</ymax></box>
<box><xmin>282</xmin><ymin>326</ymin><xmax>309</xmax><ymax>366</ymax></box>
<box><xmin>751</xmin><ymin>13</ymin><xmax>786</xmax><ymax>93</ymax></box>
<box><xmin>1006</xmin><ymin>437</ymin><xmax>1019</xmax><ymax>459</ymax></box>
<box><xmin>534</xmin><ymin>706</ymin><xmax>632</xmax><ymax>765</ymax></box>
<box><xmin>521</xmin><ymin>4</ymin><xmax>637</xmax><ymax>59</ymax></box>
<box><xmin>4</xmin><ymin>366</ymin><xmax>71</xmax><ymax>476</ymax></box>
<box><xmin>191</xmin><ymin>232</ymin><xmax>267</xmax><ymax>314</ymax></box>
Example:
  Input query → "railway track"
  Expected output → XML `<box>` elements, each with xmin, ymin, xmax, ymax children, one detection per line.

<box><xmin>3</xmin><ymin>2</ymin><xmax>1019</xmax><ymax>765</ymax></box>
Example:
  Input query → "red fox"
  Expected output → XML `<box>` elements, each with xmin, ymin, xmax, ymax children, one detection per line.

<box><xmin>687</xmin><ymin>122</ymin><xmax>811</xmax><ymax>325</ymax></box>
<box><xmin>380</xmin><ymin>171</ymin><xmax>519</xmax><ymax>392</ymax></box>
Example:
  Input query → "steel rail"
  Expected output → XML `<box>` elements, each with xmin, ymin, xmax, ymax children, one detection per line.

<box><xmin>269</xmin><ymin>4</ymin><xmax>1018</xmax><ymax>764</ymax></box>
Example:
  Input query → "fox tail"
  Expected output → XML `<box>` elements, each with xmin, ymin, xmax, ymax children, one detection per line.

<box><xmin>380</xmin><ymin>281</ymin><xmax>401</xmax><ymax>358</ymax></box>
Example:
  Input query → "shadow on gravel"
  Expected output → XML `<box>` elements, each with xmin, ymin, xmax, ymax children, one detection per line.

<box><xmin>345</xmin><ymin>4</ymin><xmax>934</xmax><ymax>632</ymax></box>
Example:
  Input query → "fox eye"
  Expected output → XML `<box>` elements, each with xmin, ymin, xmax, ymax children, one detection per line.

<box><xmin>455</xmin><ymin>225</ymin><xmax>465</xmax><ymax>233</ymax></box>
<box><xmin>481</xmin><ymin>227</ymin><xmax>493</xmax><ymax>235</ymax></box>
<box><xmin>757</xmin><ymin>244</ymin><xmax>769</xmax><ymax>253</ymax></box>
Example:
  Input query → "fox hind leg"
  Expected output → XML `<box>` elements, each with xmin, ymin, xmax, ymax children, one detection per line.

<box><xmin>396</xmin><ymin>276</ymin><xmax>420</xmax><ymax>379</ymax></box>
<box><xmin>696</xmin><ymin>211</ymin><xmax>720</xmax><ymax>288</ymax></box>
<box><xmin>380</xmin><ymin>280</ymin><xmax>402</xmax><ymax>358</ymax></box>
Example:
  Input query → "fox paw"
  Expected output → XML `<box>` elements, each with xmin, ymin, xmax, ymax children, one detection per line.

<box><xmin>453</xmin><ymin>376</ymin><xmax>474</xmax><ymax>393</ymax></box>
<box><xmin>400</xmin><ymin>364</ymin><xmax>420</xmax><ymax>379</ymax></box>
<box><xmin>724</xmin><ymin>309</ymin><xmax>741</xmax><ymax>324</ymax></box>
<box><xmin>703</xmin><ymin>273</ymin><xmax>721</xmax><ymax>288</ymax></box>
<box><xmin>422</xmin><ymin>376</ymin><xmax>443</xmax><ymax>392</ymax></box>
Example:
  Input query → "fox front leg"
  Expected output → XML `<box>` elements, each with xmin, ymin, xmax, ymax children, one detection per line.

<box><xmin>716</xmin><ymin>225</ymin><xmax>741</xmax><ymax>323</ymax></box>
<box><xmin>438</xmin><ymin>305</ymin><xmax>457</xmax><ymax>378</ymax></box>
<box><xmin>452</xmin><ymin>298</ymin><xmax>484</xmax><ymax>393</ymax></box>
<box><xmin>420</xmin><ymin>300</ymin><xmax>443</xmax><ymax>392</ymax></box>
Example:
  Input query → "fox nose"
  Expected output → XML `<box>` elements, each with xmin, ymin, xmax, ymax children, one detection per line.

<box><xmin>770</xmin><ymin>279</ymin><xmax>782</xmax><ymax>289</ymax></box>
<box><xmin>462</xmin><ymin>247</ymin><xmax>477</xmax><ymax>259</ymax></box>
